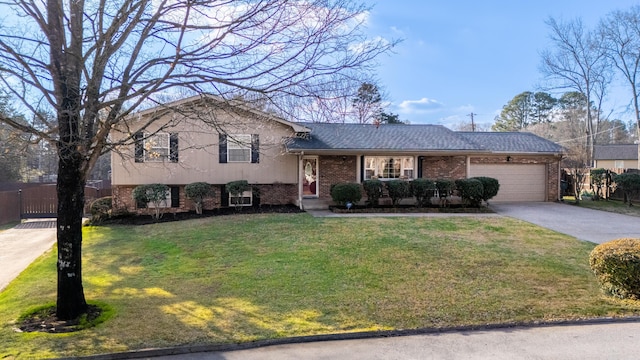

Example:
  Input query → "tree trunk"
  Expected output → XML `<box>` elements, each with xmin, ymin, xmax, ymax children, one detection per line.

<box><xmin>56</xmin><ymin>143</ymin><xmax>88</xmax><ymax>320</ymax></box>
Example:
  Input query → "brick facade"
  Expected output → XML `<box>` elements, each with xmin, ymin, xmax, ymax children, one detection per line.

<box><xmin>317</xmin><ymin>155</ymin><xmax>357</xmax><ymax>200</ymax></box>
<box><xmin>255</xmin><ymin>184</ymin><xmax>298</xmax><ymax>205</ymax></box>
<box><xmin>420</xmin><ymin>156</ymin><xmax>467</xmax><ymax>180</ymax></box>
<box><xmin>112</xmin><ymin>183</ymin><xmax>297</xmax><ymax>214</ymax></box>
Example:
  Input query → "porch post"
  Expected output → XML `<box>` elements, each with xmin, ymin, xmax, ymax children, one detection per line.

<box><xmin>298</xmin><ymin>153</ymin><xmax>304</xmax><ymax>210</ymax></box>
<box><xmin>466</xmin><ymin>156</ymin><xmax>471</xmax><ymax>178</ymax></box>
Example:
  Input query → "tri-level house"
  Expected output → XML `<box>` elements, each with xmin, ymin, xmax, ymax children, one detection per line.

<box><xmin>111</xmin><ymin>95</ymin><xmax>564</xmax><ymax>212</ymax></box>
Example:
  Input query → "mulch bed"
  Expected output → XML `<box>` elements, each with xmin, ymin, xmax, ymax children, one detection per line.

<box><xmin>330</xmin><ymin>205</ymin><xmax>494</xmax><ymax>214</ymax></box>
<box><xmin>17</xmin><ymin>305</ymin><xmax>103</xmax><ymax>333</ymax></box>
<box><xmin>93</xmin><ymin>204</ymin><xmax>305</xmax><ymax>226</ymax></box>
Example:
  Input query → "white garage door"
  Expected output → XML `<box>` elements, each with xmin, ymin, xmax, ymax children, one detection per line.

<box><xmin>469</xmin><ymin>164</ymin><xmax>546</xmax><ymax>202</ymax></box>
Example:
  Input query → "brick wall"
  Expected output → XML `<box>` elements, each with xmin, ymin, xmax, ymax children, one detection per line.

<box><xmin>318</xmin><ymin>155</ymin><xmax>357</xmax><ymax>200</ymax></box>
<box><xmin>112</xmin><ymin>183</ymin><xmax>296</xmax><ymax>214</ymax></box>
<box><xmin>256</xmin><ymin>184</ymin><xmax>298</xmax><ymax>205</ymax></box>
<box><xmin>421</xmin><ymin>156</ymin><xmax>467</xmax><ymax>180</ymax></box>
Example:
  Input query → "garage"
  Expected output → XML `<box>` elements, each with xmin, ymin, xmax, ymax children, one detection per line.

<box><xmin>469</xmin><ymin>164</ymin><xmax>547</xmax><ymax>202</ymax></box>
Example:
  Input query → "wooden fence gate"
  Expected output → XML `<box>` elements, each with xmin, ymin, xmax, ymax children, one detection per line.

<box><xmin>20</xmin><ymin>185</ymin><xmax>57</xmax><ymax>219</ymax></box>
<box><xmin>18</xmin><ymin>185</ymin><xmax>111</xmax><ymax>219</ymax></box>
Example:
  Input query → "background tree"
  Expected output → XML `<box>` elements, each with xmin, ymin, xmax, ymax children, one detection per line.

<box><xmin>352</xmin><ymin>82</ymin><xmax>383</xmax><ymax>124</ymax></box>
<box><xmin>0</xmin><ymin>0</ymin><xmax>393</xmax><ymax>320</ymax></box>
<box><xmin>492</xmin><ymin>91</ymin><xmax>534</xmax><ymax>131</ymax></box>
<box><xmin>379</xmin><ymin>111</ymin><xmax>407</xmax><ymax>124</ymax></box>
<box><xmin>540</xmin><ymin>17</ymin><xmax>610</xmax><ymax>166</ymax></box>
<box><xmin>600</xmin><ymin>6</ymin><xmax>640</xmax><ymax>144</ymax></box>
<box><xmin>531</xmin><ymin>91</ymin><xmax>558</xmax><ymax>124</ymax></box>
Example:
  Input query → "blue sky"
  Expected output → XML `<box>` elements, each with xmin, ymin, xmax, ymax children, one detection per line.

<box><xmin>365</xmin><ymin>1</ymin><xmax>640</xmax><ymax>129</ymax></box>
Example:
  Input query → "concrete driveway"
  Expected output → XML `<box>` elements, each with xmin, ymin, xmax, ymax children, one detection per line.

<box><xmin>490</xmin><ymin>202</ymin><xmax>640</xmax><ymax>244</ymax></box>
<box><xmin>0</xmin><ymin>220</ymin><xmax>56</xmax><ymax>291</ymax></box>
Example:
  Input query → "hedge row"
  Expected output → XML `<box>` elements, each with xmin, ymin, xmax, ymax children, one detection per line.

<box><xmin>333</xmin><ymin>177</ymin><xmax>499</xmax><ymax>208</ymax></box>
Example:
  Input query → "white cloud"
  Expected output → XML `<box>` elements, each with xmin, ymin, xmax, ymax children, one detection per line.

<box><xmin>398</xmin><ymin>97</ymin><xmax>444</xmax><ymax>114</ymax></box>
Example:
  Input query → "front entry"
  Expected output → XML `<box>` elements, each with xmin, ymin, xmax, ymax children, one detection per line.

<box><xmin>302</xmin><ymin>157</ymin><xmax>318</xmax><ymax>197</ymax></box>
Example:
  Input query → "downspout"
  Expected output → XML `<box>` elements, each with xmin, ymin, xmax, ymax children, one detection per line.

<box><xmin>557</xmin><ymin>158</ymin><xmax>562</xmax><ymax>202</ymax></box>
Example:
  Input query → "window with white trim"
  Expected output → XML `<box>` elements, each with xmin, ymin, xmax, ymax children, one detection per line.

<box><xmin>227</xmin><ymin>134</ymin><xmax>252</xmax><ymax>162</ymax></box>
<box><xmin>615</xmin><ymin>160</ymin><xmax>625</xmax><ymax>168</ymax></box>
<box><xmin>364</xmin><ymin>156</ymin><xmax>414</xmax><ymax>180</ymax></box>
<box><xmin>144</xmin><ymin>133</ymin><xmax>170</xmax><ymax>162</ymax></box>
<box><xmin>229</xmin><ymin>189</ymin><xmax>253</xmax><ymax>206</ymax></box>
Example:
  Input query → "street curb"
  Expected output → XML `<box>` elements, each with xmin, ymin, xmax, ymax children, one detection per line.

<box><xmin>67</xmin><ymin>316</ymin><xmax>640</xmax><ymax>360</ymax></box>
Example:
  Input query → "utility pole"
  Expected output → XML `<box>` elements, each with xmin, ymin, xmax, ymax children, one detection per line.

<box><xmin>467</xmin><ymin>112</ymin><xmax>477</xmax><ymax>132</ymax></box>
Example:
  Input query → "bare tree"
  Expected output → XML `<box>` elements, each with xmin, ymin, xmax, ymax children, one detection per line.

<box><xmin>540</xmin><ymin>17</ymin><xmax>610</xmax><ymax>166</ymax></box>
<box><xmin>0</xmin><ymin>0</ymin><xmax>394</xmax><ymax>320</ymax></box>
<box><xmin>599</xmin><ymin>6</ymin><xmax>640</xmax><ymax>148</ymax></box>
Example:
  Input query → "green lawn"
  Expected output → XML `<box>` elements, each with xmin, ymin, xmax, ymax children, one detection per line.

<box><xmin>1</xmin><ymin>213</ymin><xmax>639</xmax><ymax>358</ymax></box>
<box><xmin>564</xmin><ymin>197</ymin><xmax>640</xmax><ymax>217</ymax></box>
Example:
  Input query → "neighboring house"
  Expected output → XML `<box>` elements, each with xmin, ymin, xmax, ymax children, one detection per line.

<box><xmin>111</xmin><ymin>96</ymin><xmax>564</xmax><ymax>212</ymax></box>
<box><xmin>593</xmin><ymin>144</ymin><xmax>639</xmax><ymax>170</ymax></box>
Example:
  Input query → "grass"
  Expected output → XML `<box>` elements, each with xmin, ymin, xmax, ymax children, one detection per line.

<box><xmin>564</xmin><ymin>197</ymin><xmax>640</xmax><ymax>217</ymax></box>
<box><xmin>1</xmin><ymin>213</ymin><xmax>640</xmax><ymax>358</ymax></box>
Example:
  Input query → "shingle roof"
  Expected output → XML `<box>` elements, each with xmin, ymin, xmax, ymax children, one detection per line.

<box><xmin>593</xmin><ymin>144</ymin><xmax>638</xmax><ymax>160</ymax></box>
<box><xmin>288</xmin><ymin>123</ymin><xmax>480</xmax><ymax>151</ymax></box>
<box><xmin>287</xmin><ymin>123</ymin><xmax>564</xmax><ymax>154</ymax></box>
<box><xmin>458</xmin><ymin>132</ymin><xmax>565</xmax><ymax>153</ymax></box>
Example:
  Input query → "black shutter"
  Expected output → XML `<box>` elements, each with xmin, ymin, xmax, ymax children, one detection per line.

<box><xmin>417</xmin><ymin>156</ymin><xmax>423</xmax><ymax>178</ymax></box>
<box><xmin>134</xmin><ymin>132</ymin><xmax>144</xmax><ymax>163</ymax></box>
<box><xmin>169</xmin><ymin>133</ymin><xmax>179</xmax><ymax>162</ymax></box>
<box><xmin>360</xmin><ymin>155</ymin><xmax>365</xmax><ymax>182</ymax></box>
<box><xmin>220</xmin><ymin>184</ymin><xmax>229</xmax><ymax>207</ymax></box>
<box><xmin>219</xmin><ymin>134</ymin><xmax>227</xmax><ymax>163</ymax></box>
<box><xmin>251</xmin><ymin>134</ymin><xmax>259</xmax><ymax>163</ymax></box>
<box><xmin>170</xmin><ymin>186</ymin><xmax>180</xmax><ymax>208</ymax></box>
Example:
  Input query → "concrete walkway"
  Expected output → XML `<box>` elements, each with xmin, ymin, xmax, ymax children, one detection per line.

<box><xmin>0</xmin><ymin>219</ymin><xmax>56</xmax><ymax>291</ymax></box>
<box><xmin>491</xmin><ymin>202</ymin><xmax>640</xmax><ymax>244</ymax></box>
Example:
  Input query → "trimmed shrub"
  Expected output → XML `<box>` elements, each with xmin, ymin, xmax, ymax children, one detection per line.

<box><xmin>226</xmin><ymin>180</ymin><xmax>250</xmax><ymax>208</ymax></box>
<box><xmin>330</xmin><ymin>183</ymin><xmax>362</xmax><ymax>206</ymax></box>
<box><xmin>590</xmin><ymin>238</ymin><xmax>640</xmax><ymax>299</ymax></box>
<box><xmin>455</xmin><ymin>178</ymin><xmax>484</xmax><ymax>207</ymax></box>
<box><xmin>435</xmin><ymin>179</ymin><xmax>454</xmax><ymax>198</ymax></box>
<box><xmin>386</xmin><ymin>180</ymin><xmax>410</xmax><ymax>206</ymax></box>
<box><xmin>132</xmin><ymin>184</ymin><xmax>170</xmax><ymax>220</ymax></box>
<box><xmin>89</xmin><ymin>196</ymin><xmax>112</xmax><ymax>224</ymax></box>
<box><xmin>411</xmin><ymin>178</ymin><xmax>436</xmax><ymax>207</ymax></box>
<box><xmin>590</xmin><ymin>168</ymin><xmax>607</xmax><ymax>200</ymax></box>
<box><xmin>362</xmin><ymin>179</ymin><xmax>384</xmax><ymax>206</ymax></box>
<box><xmin>614</xmin><ymin>172</ymin><xmax>640</xmax><ymax>206</ymax></box>
<box><xmin>472</xmin><ymin>176</ymin><xmax>500</xmax><ymax>203</ymax></box>
<box><xmin>185</xmin><ymin>182</ymin><xmax>214</xmax><ymax>214</ymax></box>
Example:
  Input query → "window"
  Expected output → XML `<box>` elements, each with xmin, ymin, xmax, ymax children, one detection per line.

<box><xmin>134</xmin><ymin>132</ymin><xmax>178</xmax><ymax>163</ymax></box>
<box><xmin>363</xmin><ymin>156</ymin><xmax>415</xmax><ymax>180</ymax></box>
<box><xmin>219</xmin><ymin>134</ymin><xmax>259</xmax><ymax>163</ymax></box>
<box><xmin>144</xmin><ymin>133</ymin><xmax>169</xmax><ymax>162</ymax></box>
<box><xmin>229</xmin><ymin>189</ymin><xmax>252</xmax><ymax>206</ymax></box>
<box><xmin>227</xmin><ymin>134</ymin><xmax>252</xmax><ymax>162</ymax></box>
<box><xmin>615</xmin><ymin>160</ymin><xmax>625</xmax><ymax>168</ymax></box>
<box><xmin>138</xmin><ymin>186</ymin><xmax>180</xmax><ymax>208</ymax></box>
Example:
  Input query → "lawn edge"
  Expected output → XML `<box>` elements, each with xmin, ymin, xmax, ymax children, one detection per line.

<box><xmin>74</xmin><ymin>316</ymin><xmax>640</xmax><ymax>360</ymax></box>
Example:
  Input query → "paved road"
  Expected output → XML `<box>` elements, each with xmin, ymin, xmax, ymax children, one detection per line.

<box><xmin>491</xmin><ymin>202</ymin><xmax>640</xmax><ymax>244</ymax></box>
<box><xmin>151</xmin><ymin>321</ymin><xmax>640</xmax><ymax>360</ymax></box>
<box><xmin>0</xmin><ymin>220</ymin><xmax>56</xmax><ymax>291</ymax></box>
